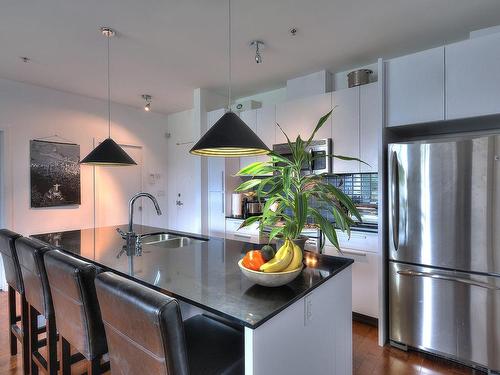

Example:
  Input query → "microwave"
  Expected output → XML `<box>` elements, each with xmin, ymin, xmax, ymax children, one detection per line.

<box><xmin>272</xmin><ymin>138</ymin><xmax>332</xmax><ymax>175</ymax></box>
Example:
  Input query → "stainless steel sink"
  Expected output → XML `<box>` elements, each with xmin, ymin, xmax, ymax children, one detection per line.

<box><xmin>141</xmin><ymin>233</ymin><xmax>206</xmax><ymax>248</ymax></box>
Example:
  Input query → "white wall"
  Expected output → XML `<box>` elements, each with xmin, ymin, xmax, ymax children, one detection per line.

<box><xmin>234</xmin><ymin>87</ymin><xmax>287</xmax><ymax>108</ymax></box>
<box><xmin>0</xmin><ymin>77</ymin><xmax>170</xmax><ymax>237</ymax></box>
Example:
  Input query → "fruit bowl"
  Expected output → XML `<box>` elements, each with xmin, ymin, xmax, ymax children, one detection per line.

<box><xmin>238</xmin><ymin>259</ymin><xmax>304</xmax><ymax>287</ymax></box>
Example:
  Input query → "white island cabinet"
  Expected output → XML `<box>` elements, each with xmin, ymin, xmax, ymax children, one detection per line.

<box><xmin>244</xmin><ymin>266</ymin><xmax>352</xmax><ymax>375</ymax></box>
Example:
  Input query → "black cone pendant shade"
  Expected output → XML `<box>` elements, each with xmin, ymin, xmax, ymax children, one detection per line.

<box><xmin>190</xmin><ymin>112</ymin><xmax>270</xmax><ymax>157</ymax></box>
<box><xmin>80</xmin><ymin>27</ymin><xmax>136</xmax><ymax>166</ymax></box>
<box><xmin>80</xmin><ymin>138</ymin><xmax>136</xmax><ymax>165</ymax></box>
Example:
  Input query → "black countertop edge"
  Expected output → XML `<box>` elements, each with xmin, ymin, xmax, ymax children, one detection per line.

<box><xmin>31</xmin><ymin>226</ymin><xmax>354</xmax><ymax>330</ymax></box>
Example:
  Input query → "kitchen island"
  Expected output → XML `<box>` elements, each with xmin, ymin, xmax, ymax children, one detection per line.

<box><xmin>33</xmin><ymin>225</ymin><xmax>353</xmax><ymax>375</ymax></box>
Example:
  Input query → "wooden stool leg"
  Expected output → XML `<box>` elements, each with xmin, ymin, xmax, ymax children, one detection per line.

<box><xmin>59</xmin><ymin>337</ymin><xmax>71</xmax><ymax>375</ymax></box>
<box><xmin>28</xmin><ymin>305</ymin><xmax>39</xmax><ymax>375</ymax></box>
<box><xmin>8</xmin><ymin>286</ymin><xmax>17</xmax><ymax>356</ymax></box>
<box><xmin>21</xmin><ymin>296</ymin><xmax>30</xmax><ymax>375</ymax></box>
<box><xmin>46</xmin><ymin>316</ymin><xmax>58</xmax><ymax>375</ymax></box>
<box><xmin>87</xmin><ymin>356</ymin><xmax>102</xmax><ymax>375</ymax></box>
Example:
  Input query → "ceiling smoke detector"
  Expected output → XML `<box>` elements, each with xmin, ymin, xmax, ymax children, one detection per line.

<box><xmin>289</xmin><ymin>27</ymin><xmax>298</xmax><ymax>36</ymax></box>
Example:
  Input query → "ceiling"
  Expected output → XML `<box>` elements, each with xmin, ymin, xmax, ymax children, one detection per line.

<box><xmin>2</xmin><ymin>0</ymin><xmax>500</xmax><ymax>114</ymax></box>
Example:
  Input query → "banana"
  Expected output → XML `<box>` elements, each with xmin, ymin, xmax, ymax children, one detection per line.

<box><xmin>282</xmin><ymin>242</ymin><xmax>303</xmax><ymax>272</ymax></box>
<box><xmin>260</xmin><ymin>240</ymin><xmax>293</xmax><ymax>273</ymax></box>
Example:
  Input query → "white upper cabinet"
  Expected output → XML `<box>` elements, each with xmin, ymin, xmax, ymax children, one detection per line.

<box><xmin>238</xmin><ymin>106</ymin><xmax>276</xmax><ymax>173</ymax></box>
<box><xmin>360</xmin><ymin>83</ymin><xmax>380</xmax><ymax>173</ymax></box>
<box><xmin>238</xmin><ymin>109</ymin><xmax>258</xmax><ymax>171</ymax></box>
<box><xmin>385</xmin><ymin>46</ymin><xmax>445</xmax><ymax>127</ymax></box>
<box><xmin>332</xmin><ymin>87</ymin><xmax>360</xmax><ymax>174</ymax></box>
<box><xmin>275</xmin><ymin>93</ymin><xmax>332</xmax><ymax>144</ymax></box>
<box><xmin>445</xmin><ymin>32</ymin><xmax>500</xmax><ymax>119</ymax></box>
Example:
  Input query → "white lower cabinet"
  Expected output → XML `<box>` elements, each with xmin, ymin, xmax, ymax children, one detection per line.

<box><xmin>225</xmin><ymin>218</ymin><xmax>266</xmax><ymax>244</ymax></box>
<box><xmin>324</xmin><ymin>231</ymin><xmax>379</xmax><ymax>318</ymax></box>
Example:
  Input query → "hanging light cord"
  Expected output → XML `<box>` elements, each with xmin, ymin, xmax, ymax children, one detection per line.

<box><xmin>227</xmin><ymin>0</ymin><xmax>232</xmax><ymax>110</ymax></box>
<box><xmin>107</xmin><ymin>32</ymin><xmax>111</xmax><ymax>138</ymax></box>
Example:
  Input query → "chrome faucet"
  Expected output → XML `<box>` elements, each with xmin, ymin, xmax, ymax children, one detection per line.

<box><xmin>117</xmin><ymin>192</ymin><xmax>162</xmax><ymax>256</ymax></box>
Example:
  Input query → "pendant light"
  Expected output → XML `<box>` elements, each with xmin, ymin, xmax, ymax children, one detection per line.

<box><xmin>189</xmin><ymin>0</ymin><xmax>270</xmax><ymax>157</ymax></box>
<box><xmin>81</xmin><ymin>27</ymin><xmax>136</xmax><ymax>166</ymax></box>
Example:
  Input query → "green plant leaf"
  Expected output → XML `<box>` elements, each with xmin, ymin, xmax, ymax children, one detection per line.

<box><xmin>268</xmin><ymin>226</ymin><xmax>285</xmax><ymax>242</ymax></box>
<box><xmin>306</xmin><ymin>108</ymin><xmax>335</xmax><ymax>146</ymax></box>
<box><xmin>238</xmin><ymin>215</ymin><xmax>261</xmax><ymax>229</ymax></box>
<box><xmin>309</xmin><ymin>207</ymin><xmax>340</xmax><ymax>251</ymax></box>
<box><xmin>236</xmin><ymin>161</ymin><xmax>273</xmax><ymax>176</ymax></box>
<box><xmin>235</xmin><ymin>179</ymin><xmax>262</xmax><ymax>192</ymax></box>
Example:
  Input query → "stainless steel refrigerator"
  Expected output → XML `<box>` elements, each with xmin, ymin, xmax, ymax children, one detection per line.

<box><xmin>388</xmin><ymin>134</ymin><xmax>500</xmax><ymax>372</ymax></box>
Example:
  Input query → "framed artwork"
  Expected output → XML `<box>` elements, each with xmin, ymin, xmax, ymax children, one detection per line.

<box><xmin>30</xmin><ymin>140</ymin><xmax>81</xmax><ymax>207</ymax></box>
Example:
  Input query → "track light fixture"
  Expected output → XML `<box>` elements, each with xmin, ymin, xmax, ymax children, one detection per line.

<box><xmin>250</xmin><ymin>40</ymin><xmax>264</xmax><ymax>64</ymax></box>
<box><xmin>142</xmin><ymin>94</ymin><xmax>152</xmax><ymax>112</ymax></box>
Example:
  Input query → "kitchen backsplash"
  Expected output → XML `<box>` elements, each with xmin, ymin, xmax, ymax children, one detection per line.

<box><xmin>307</xmin><ymin>173</ymin><xmax>378</xmax><ymax>225</ymax></box>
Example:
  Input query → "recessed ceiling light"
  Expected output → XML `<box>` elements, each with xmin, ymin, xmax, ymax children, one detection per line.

<box><xmin>249</xmin><ymin>41</ymin><xmax>264</xmax><ymax>64</ymax></box>
<box><xmin>289</xmin><ymin>27</ymin><xmax>298</xmax><ymax>36</ymax></box>
<box><xmin>142</xmin><ymin>94</ymin><xmax>152</xmax><ymax>112</ymax></box>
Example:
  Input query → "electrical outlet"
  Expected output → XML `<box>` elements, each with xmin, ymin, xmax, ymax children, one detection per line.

<box><xmin>304</xmin><ymin>293</ymin><xmax>313</xmax><ymax>326</ymax></box>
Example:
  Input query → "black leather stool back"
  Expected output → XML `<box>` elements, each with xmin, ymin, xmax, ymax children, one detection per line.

<box><xmin>44</xmin><ymin>250</ymin><xmax>108</xmax><ymax>360</ymax></box>
<box><xmin>0</xmin><ymin>229</ymin><xmax>23</xmax><ymax>293</ymax></box>
<box><xmin>95</xmin><ymin>272</ymin><xmax>189</xmax><ymax>375</ymax></box>
<box><xmin>15</xmin><ymin>238</ymin><xmax>53</xmax><ymax>317</ymax></box>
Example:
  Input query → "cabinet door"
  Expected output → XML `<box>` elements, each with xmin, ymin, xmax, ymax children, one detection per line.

<box><xmin>324</xmin><ymin>246</ymin><xmax>379</xmax><ymax>318</ymax></box>
<box><xmin>275</xmin><ymin>93</ymin><xmax>332</xmax><ymax>144</ymax></box>
<box><xmin>359</xmin><ymin>83</ymin><xmax>380</xmax><ymax>173</ymax></box>
<box><xmin>446</xmin><ymin>32</ymin><xmax>500</xmax><ymax>119</ymax></box>
<box><xmin>208</xmin><ymin>191</ymin><xmax>225</xmax><ymax>237</ymax></box>
<box><xmin>255</xmin><ymin>105</ymin><xmax>276</xmax><ymax>168</ymax></box>
<box><xmin>207</xmin><ymin>109</ymin><xmax>226</xmax><ymax>191</ymax></box>
<box><xmin>332</xmin><ymin>87</ymin><xmax>359</xmax><ymax>174</ymax></box>
<box><xmin>239</xmin><ymin>109</ymin><xmax>258</xmax><ymax>171</ymax></box>
<box><xmin>385</xmin><ymin>46</ymin><xmax>445</xmax><ymax>127</ymax></box>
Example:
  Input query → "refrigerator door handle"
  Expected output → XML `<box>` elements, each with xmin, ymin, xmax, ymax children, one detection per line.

<box><xmin>391</xmin><ymin>151</ymin><xmax>400</xmax><ymax>250</ymax></box>
<box><xmin>397</xmin><ymin>269</ymin><xmax>500</xmax><ymax>290</ymax></box>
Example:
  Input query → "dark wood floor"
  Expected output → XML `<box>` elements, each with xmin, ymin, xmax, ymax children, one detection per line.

<box><xmin>0</xmin><ymin>291</ymin><xmax>485</xmax><ymax>375</ymax></box>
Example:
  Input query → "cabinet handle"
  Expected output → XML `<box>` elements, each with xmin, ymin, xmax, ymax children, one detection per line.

<box><xmin>391</xmin><ymin>151</ymin><xmax>400</xmax><ymax>251</ymax></box>
<box><xmin>221</xmin><ymin>171</ymin><xmax>225</xmax><ymax>190</ymax></box>
<box><xmin>221</xmin><ymin>192</ymin><xmax>225</xmax><ymax>214</ymax></box>
<box><xmin>342</xmin><ymin>249</ymin><xmax>367</xmax><ymax>257</ymax></box>
<box><xmin>234</xmin><ymin>233</ymin><xmax>252</xmax><ymax>239</ymax></box>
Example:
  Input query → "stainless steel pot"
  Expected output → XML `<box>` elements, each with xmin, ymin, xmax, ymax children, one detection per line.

<box><xmin>246</xmin><ymin>202</ymin><xmax>264</xmax><ymax>216</ymax></box>
<box><xmin>347</xmin><ymin>69</ymin><xmax>373</xmax><ymax>88</ymax></box>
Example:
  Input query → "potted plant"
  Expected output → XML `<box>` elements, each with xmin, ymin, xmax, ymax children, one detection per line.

<box><xmin>235</xmin><ymin>110</ymin><xmax>363</xmax><ymax>252</ymax></box>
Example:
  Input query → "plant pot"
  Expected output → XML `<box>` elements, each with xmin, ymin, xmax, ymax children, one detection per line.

<box><xmin>275</xmin><ymin>236</ymin><xmax>308</xmax><ymax>253</ymax></box>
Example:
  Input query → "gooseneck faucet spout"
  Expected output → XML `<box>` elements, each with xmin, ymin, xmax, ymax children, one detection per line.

<box><xmin>117</xmin><ymin>192</ymin><xmax>163</xmax><ymax>257</ymax></box>
<box><xmin>128</xmin><ymin>192</ymin><xmax>162</xmax><ymax>232</ymax></box>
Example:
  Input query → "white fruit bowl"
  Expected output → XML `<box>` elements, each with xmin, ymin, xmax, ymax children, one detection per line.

<box><xmin>238</xmin><ymin>259</ymin><xmax>304</xmax><ymax>287</ymax></box>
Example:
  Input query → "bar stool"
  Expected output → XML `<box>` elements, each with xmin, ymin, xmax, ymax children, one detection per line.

<box><xmin>95</xmin><ymin>272</ymin><xmax>244</xmax><ymax>375</ymax></box>
<box><xmin>15</xmin><ymin>237</ymin><xmax>57</xmax><ymax>375</ymax></box>
<box><xmin>0</xmin><ymin>229</ymin><xmax>29</xmax><ymax>375</ymax></box>
<box><xmin>43</xmin><ymin>250</ymin><xmax>109</xmax><ymax>374</ymax></box>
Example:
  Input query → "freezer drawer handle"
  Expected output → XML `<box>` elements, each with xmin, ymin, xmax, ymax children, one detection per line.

<box><xmin>391</xmin><ymin>151</ymin><xmax>400</xmax><ymax>251</ymax></box>
<box><xmin>341</xmin><ymin>249</ymin><xmax>367</xmax><ymax>257</ymax></box>
<box><xmin>397</xmin><ymin>270</ymin><xmax>500</xmax><ymax>290</ymax></box>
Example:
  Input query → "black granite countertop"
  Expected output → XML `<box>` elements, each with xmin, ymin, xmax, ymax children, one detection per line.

<box><xmin>32</xmin><ymin>225</ymin><xmax>353</xmax><ymax>329</ymax></box>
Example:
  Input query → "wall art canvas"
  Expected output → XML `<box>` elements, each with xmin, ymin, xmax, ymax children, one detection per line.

<box><xmin>30</xmin><ymin>140</ymin><xmax>81</xmax><ymax>207</ymax></box>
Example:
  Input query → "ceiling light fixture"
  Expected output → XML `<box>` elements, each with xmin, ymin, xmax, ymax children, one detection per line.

<box><xmin>20</xmin><ymin>57</ymin><xmax>31</xmax><ymax>63</ymax></box>
<box><xmin>250</xmin><ymin>40</ymin><xmax>264</xmax><ymax>64</ymax></box>
<box><xmin>189</xmin><ymin>0</ymin><xmax>270</xmax><ymax>157</ymax></box>
<box><xmin>142</xmin><ymin>94</ymin><xmax>152</xmax><ymax>112</ymax></box>
<box><xmin>80</xmin><ymin>27</ymin><xmax>136</xmax><ymax>166</ymax></box>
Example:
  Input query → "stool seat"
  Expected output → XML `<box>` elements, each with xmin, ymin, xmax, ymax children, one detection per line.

<box><xmin>184</xmin><ymin>315</ymin><xmax>243</xmax><ymax>375</ymax></box>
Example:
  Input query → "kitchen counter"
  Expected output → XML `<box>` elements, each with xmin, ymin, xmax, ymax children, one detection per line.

<box><xmin>33</xmin><ymin>225</ymin><xmax>354</xmax><ymax>374</ymax></box>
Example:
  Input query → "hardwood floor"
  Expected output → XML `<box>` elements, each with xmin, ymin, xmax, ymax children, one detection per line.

<box><xmin>0</xmin><ymin>291</ymin><xmax>485</xmax><ymax>375</ymax></box>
